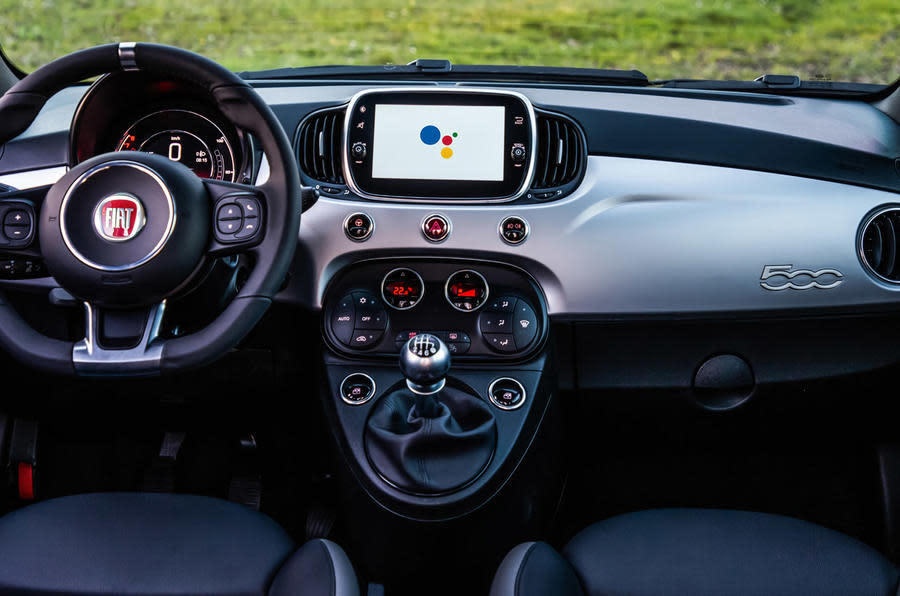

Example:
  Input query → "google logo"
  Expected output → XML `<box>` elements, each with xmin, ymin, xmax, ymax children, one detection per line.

<box><xmin>419</xmin><ymin>125</ymin><xmax>458</xmax><ymax>159</ymax></box>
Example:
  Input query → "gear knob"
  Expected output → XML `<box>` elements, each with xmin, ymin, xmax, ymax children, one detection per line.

<box><xmin>400</xmin><ymin>333</ymin><xmax>451</xmax><ymax>395</ymax></box>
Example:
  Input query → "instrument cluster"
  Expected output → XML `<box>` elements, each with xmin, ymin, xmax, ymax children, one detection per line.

<box><xmin>69</xmin><ymin>71</ymin><xmax>250</xmax><ymax>184</ymax></box>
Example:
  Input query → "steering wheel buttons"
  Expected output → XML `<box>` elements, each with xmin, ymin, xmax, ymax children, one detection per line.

<box><xmin>217</xmin><ymin>220</ymin><xmax>240</xmax><ymax>234</ymax></box>
<box><xmin>216</xmin><ymin>203</ymin><xmax>242</xmax><ymax>235</ymax></box>
<box><xmin>234</xmin><ymin>219</ymin><xmax>259</xmax><ymax>239</ymax></box>
<box><xmin>3</xmin><ymin>225</ymin><xmax>28</xmax><ymax>241</ymax></box>
<box><xmin>235</xmin><ymin>197</ymin><xmax>260</xmax><ymax>217</ymax></box>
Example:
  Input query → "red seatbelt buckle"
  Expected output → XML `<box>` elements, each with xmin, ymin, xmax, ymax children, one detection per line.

<box><xmin>17</xmin><ymin>462</ymin><xmax>34</xmax><ymax>501</ymax></box>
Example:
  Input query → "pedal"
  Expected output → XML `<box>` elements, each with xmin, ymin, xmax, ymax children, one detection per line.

<box><xmin>141</xmin><ymin>431</ymin><xmax>185</xmax><ymax>493</ymax></box>
<box><xmin>228</xmin><ymin>434</ymin><xmax>261</xmax><ymax>510</ymax></box>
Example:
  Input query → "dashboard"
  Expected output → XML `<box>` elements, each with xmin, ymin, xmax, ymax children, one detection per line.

<box><xmin>2</xmin><ymin>70</ymin><xmax>900</xmax><ymax>389</ymax></box>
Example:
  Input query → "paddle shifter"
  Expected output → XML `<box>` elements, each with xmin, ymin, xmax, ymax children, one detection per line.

<box><xmin>399</xmin><ymin>333</ymin><xmax>451</xmax><ymax>395</ymax></box>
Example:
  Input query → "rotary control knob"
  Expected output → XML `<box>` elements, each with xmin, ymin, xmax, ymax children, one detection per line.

<box><xmin>399</xmin><ymin>333</ymin><xmax>451</xmax><ymax>395</ymax></box>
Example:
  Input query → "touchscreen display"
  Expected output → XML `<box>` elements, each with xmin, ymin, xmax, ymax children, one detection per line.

<box><xmin>371</xmin><ymin>104</ymin><xmax>505</xmax><ymax>182</ymax></box>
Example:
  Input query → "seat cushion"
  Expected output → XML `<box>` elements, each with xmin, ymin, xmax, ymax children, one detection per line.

<box><xmin>0</xmin><ymin>492</ymin><xmax>295</xmax><ymax>596</ymax></box>
<box><xmin>492</xmin><ymin>508</ymin><xmax>900</xmax><ymax>596</ymax></box>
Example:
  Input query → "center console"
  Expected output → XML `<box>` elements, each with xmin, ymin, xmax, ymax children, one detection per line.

<box><xmin>314</xmin><ymin>88</ymin><xmax>564</xmax><ymax>590</ymax></box>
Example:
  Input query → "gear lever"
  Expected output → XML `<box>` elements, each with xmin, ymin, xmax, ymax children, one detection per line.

<box><xmin>399</xmin><ymin>333</ymin><xmax>451</xmax><ymax>395</ymax></box>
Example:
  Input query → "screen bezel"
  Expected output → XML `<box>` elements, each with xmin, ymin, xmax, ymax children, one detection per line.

<box><xmin>343</xmin><ymin>88</ymin><xmax>536</xmax><ymax>202</ymax></box>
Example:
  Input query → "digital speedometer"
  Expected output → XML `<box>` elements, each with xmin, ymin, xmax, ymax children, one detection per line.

<box><xmin>116</xmin><ymin>109</ymin><xmax>237</xmax><ymax>181</ymax></box>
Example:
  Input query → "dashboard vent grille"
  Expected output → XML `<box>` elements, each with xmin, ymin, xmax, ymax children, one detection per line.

<box><xmin>296</xmin><ymin>108</ymin><xmax>346</xmax><ymax>185</ymax></box>
<box><xmin>861</xmin><ymin>207</ymin><xmax>900</xmax><ymax>282</ymax></box>
<box><xmin>532</xmin><ymin>112</ymin><xmax>585</xmax><ymax>190</ymax></box>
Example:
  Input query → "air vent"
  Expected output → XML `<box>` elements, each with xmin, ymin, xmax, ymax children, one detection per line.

<box><xmin>296</xmin><ymin>107</ymin><xmax>346</xmax><ymax>185</ymax></box>
<box><xmin>531</xmin><ymin>112</ymin><xmax>586</xmax><ymax>194</ymax></box>
<box><xmin>860</xmin><ymin>207</ymin><xmax>900</xmax><ymax>282</ymax></box>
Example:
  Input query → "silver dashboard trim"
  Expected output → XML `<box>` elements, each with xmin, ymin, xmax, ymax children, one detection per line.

<box><xmin>0</xmin><ymin>166</ymin><xmax>67</xmax><ymax>190</ymax></box>
<box><xmin>293</xmin><ymin>154</ymin><xmax>900</xmax><ymax>316</ymax></box>
<box><xmin>341</xmin><ymin>87</ymin><xmax>538</xmax><ymax>203</ymax></box>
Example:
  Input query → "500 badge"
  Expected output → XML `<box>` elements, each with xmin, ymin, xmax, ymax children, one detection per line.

<box><xmin>759</xmin><ymin>265</ymin><xmax>844</xmax><ymax>291</ymax></box>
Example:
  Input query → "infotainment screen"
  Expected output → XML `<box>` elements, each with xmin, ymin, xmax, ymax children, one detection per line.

<box><xmin>371</xmin><ymin>104</ymin><xmax>506</xmax><ymax>182</ymax></box>
<box><xmin>344</xmin><ymin>89</ymin><xmax>535</xmax><ymax>201</ymax></box>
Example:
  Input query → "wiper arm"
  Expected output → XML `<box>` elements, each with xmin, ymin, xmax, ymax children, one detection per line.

<box><xmin>239</xmin><ymin>61</ymin><xmax>650</xmax><ymax>86</ymax></box>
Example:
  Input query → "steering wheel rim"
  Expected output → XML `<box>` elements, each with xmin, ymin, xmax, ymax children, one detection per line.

<box><xmin>0</xmin><ymin>43</ymin><xmax>302</xmax><ymax>376</ymax></box>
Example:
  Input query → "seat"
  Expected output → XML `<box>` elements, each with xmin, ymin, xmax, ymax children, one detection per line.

<box><xmin>0</xmin><ymin>492</ymin><xmax>358</xmax><ymax>596</ymax></box>
<box><xmin>490</xmin><ymin>508</ymin><xmax>900</xmax><ymax>596</ymax></box>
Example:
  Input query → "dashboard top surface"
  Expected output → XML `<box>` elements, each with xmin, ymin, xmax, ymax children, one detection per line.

<box><xmin>1</xmin><ymin>78</ymin><xmax>900</xmax><ymax>321</ymax></box>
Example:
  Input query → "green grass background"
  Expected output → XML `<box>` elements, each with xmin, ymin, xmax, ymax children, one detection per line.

<box><xmin>1</xmin><ymin>0</ymin><xmax>898</xmax><ymax>82</ymax></box>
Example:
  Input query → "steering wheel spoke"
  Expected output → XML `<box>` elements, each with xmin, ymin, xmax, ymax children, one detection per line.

<box><xmin>204</xmin><ymin>178</ymin><xmax>267</xmax><ymax>256</ymax></box>
<box><xmin>72</xmin><ymin>300</ymin><xmax>167</xmax><ymax>376</ymax></box>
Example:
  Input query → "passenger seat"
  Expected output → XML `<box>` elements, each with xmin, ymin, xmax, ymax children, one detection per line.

<box><xmin>490</xmin><ymin>508</ymin><xmax>898</xmax><ymax>596</ymax></box>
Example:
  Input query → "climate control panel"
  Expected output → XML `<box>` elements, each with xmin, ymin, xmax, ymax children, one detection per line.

<box><xmin>323</xmin><ymin>260</ymin><xmax>547</xmax><ymax>360</ymax></box>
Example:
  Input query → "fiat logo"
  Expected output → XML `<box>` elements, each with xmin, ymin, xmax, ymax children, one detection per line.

<box><xmin>92</xmin><ymin>193</ymin><xmax>146</xmax><ymax>242</ymax></box>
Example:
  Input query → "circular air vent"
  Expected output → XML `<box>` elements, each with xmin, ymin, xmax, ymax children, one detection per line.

<box><xmin>860</xmin><ymin>206</ymin><xmax>900</xmax><ymax>283</ymax></box>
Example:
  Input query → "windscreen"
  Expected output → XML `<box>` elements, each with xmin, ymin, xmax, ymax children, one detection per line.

<box><xmin>1</xmin><ymin>0</ymin><xmax>898</xmax><ymax>84</ymax></box>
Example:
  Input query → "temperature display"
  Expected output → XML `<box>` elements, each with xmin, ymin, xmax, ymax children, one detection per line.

<box><xmin>382</xmin><ymin>268</ymin><xmax>424</xmax><ymax>310</ymax></box>
<box><xmin>445</xmin><ymin>270</ymin><xmax>489</xmax><ymax>311</ymax></box>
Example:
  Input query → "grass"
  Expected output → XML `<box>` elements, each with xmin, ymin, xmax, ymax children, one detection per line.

<box><xmin>1</xmin><ymin>0</ymin><xmax>898</xmax><ymax>82</ymax></box>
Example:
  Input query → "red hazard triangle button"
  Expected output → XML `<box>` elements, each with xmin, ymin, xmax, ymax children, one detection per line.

<box><xmin>422</xmin><ymin>214</ymin><xmax>450</xmax><ymax>242</ymax></box>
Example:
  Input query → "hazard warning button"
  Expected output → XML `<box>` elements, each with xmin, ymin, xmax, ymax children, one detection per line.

<box><xmin>422</xmin><ymin>214</ymin><xmax>451</xmax><ymax>243</ymax></box>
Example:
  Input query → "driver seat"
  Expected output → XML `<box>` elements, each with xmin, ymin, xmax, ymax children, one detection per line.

<box><xmin>0</xmin><ymin>492</ymin><xmax>359</xmax><ymax>596</ymax></box>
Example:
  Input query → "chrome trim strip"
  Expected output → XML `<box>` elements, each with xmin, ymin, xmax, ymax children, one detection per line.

<box><xmin>341</xmin><ymin>87</ymin><xmax>538</xmax><ymax>203</ymax></box>
<box><xmin>118</xmin><ymin>42</ymin><xmax>138</xmax><ymax>71</ymax></box>
<box><xmin>406</xmin><ymin>377</ymin><xmax>446</xmax><ymax>396</ymax></box>
<box><xmin>59</xmin><ymin>160</ymin><xmax>176</xmax><ymax>272</ymax></box>
<box><xmin>0</xmin><ymin>166</ymin><xmax>67</xmax><ymax>190</ymax></box>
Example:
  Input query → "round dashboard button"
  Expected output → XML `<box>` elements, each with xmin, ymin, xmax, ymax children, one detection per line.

<box><xmin>344</xmin><ymin>212</ymin><xmax>374</xmax><ymax>242</ymax></box>
<box><xmin>499</xmin><ymin>216</ymin><xmax>529</xmax><ymax>245</ymax></box>
<box><xmin>422</xmin><ymin>214</ymin><xmax>450</xmax><ymax>243</ymax></box>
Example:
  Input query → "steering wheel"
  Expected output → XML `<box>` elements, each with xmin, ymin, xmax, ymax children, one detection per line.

<box><xmin>0</xmin><ymin>43</ymin><xmax>301</xmax><ymax>376</ymax></box>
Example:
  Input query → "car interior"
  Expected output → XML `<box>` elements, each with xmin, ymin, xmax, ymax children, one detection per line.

<box><xmin>0</xmin><ymin>37</ymin><xmax>899</xmax><ymax>596</ymax></box>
